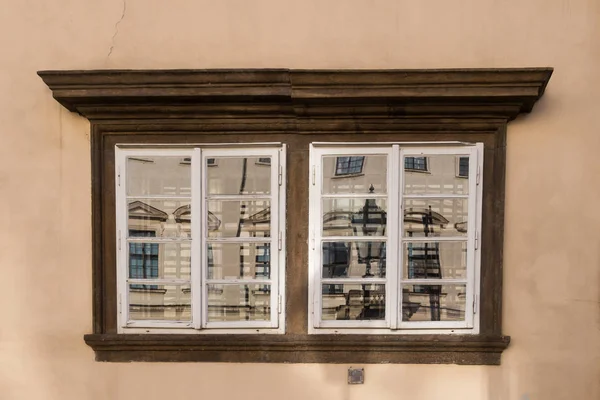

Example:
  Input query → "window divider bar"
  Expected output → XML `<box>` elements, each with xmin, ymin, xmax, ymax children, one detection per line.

<box><xmin>401</xmin><ymin>194</ymin><xmax>469</xmax><ymax>199</ymax></box>
<box><xmin>127</xmin><ymin>279</ymin><xmax>191</xmax><ymax>285</ymax></box>
<box><xmin>205</xmin><ymin>194</ymin><xmax>273</xmax><ymax>201</ymax></box>
<box><xmin>400</xmin><ymin>237</ymin><xmax>468</xmax><ymax>242</ymax></box>
<box><xmin>206</xmin><ymin>279</ymin><xmax>273</xmax><ymax>284</ymax></box>
<box><xmin>320</xmin><ymin>278</ymin><xmax>387</xmax><ymax>285</ymax></box>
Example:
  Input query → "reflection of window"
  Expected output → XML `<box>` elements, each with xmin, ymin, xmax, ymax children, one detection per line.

<box><xmin>458</xmin><ymin>157</ymin><xmax>469</xmax><ymax>178</ymax></box>
<box><xmin>322</xmin><ymin>242</ymin><xmax>349</xmax><ymax>294</ymax></box>
<box><xmin>310</xmin><ymin>145</ymin><xmax>481</xmax><ymax>333</ymax></box>
<box><xmin>129</xmin><ymin>230</ymin><xmax>159</xmax><ymax>290</ymax></box>
<box><xmin>255</xmin><ymin>244</ymin><xmax>271</xmax><ymax>293</ymax></box>
<box><xmin>335</xmin><ymin>156</ymin><xmax>365</xmax><ymax>175</ymax></box>
<box><xmin>116</xmin><ymin>146</ymin><xmax>286</xmax><ymax>333</ymax></box>
<box><xmin>404</xmin><ymin>156</ymin><xmax>428</xmax><ymax>171</ymax></box>
<box><xmin>256</xmin><ymin>157</ymin><xmax>271</xmax><ymax>165</ymax></box>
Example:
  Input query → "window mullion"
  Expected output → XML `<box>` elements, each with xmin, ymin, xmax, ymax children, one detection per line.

<box><xmin>389</xmin><ymin>145</ymin><xmax>400</xmax><ymax>330</ymax></box>
<box><xmin>192</xmin><ymin>148</ymin><xmax>203</xmax><ymax>329</ymax></box>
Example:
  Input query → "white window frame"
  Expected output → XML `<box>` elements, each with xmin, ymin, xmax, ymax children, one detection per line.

<box><xmin>115</xmin><ymin>144</ymin><xmax>286</xmax><ymax>334</ymax></box>
<box><xmin>308</xmin><ymin>143</ymin><xmax>483</xmax><ymax>335</ymax></box>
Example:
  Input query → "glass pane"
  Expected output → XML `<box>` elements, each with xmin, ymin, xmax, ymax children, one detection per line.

<box><xmin>322</xmin><ymin>155</ymin><xmax>387</xmax><ymax>194</ymax></box>
<box><xmin>403</xmin><ymin>241</ymin><xmax>467</xmax><ymax>279</ymax></box>
<box><xmin>128</xmin><ymin>284</ymin><xmax>191</xmax><ymax>321</ymax></box>
<box><xmin>321</xmin><ymin>284</ymin><xmax>385</xmax><ymax>321</ymax></box>
<box><xmin>128</xmin><ymin>199</ymin><xmax>191</xmax><ymax>238</ymax></box>
<box><xmin>322</xmin><ymin>241</ymin><xmax>386</xmax><ymax>278</ymax></box>
<box><xmin>322</xmin><ymin>198</ymin><xmax>387</xmax><ymax>237</ymax></box>
<box><xmin>127</xmin><ymin>156</ymin><xmax>191</xmax><ymax>197</ymax></box>
<box><xmin>403</xmin><ymin>198</ymin><xmax>468</xmax><ymax>237</ymax></box>
<box><xmin>207</xmin><ymin>200</ymin><xmax>271</xmax><ymax>238</ymax></box>
<box><xmin>402</xmin><ymin>284</ymin><xmax>466</xmax><ymax>322</ymax></box>
<box><xmin>404</xmin><ymin>154</ymin><xmax>469</xmax><ymax>195</ymax></box>
<box><xmin>207</xmin><ymin>157</ymin><xmax>271</xmax><ymax>195</ymax></box>
<box><xmin>207</xmin><ymin>243</ymin><xmax>271</xmax><ymax>280</ymax></box>
<box><xmin>128</xmin><ymin>241</ymin><xmax>191</xmax><ymax>280</ymax></box>
<box><xmin>207</xmin><ymin>284</ymin><xmax>271</xmax><ymax>322</ymax></box>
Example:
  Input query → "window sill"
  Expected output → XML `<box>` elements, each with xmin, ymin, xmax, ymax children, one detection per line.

<box><xmin>84</xmin><ymin>333</ymin><xmax>510</xmax><ymax>365</ymax></box>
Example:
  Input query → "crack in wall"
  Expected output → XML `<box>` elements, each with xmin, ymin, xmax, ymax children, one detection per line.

<box><xmin>106</xmin><ymin>0</ymin><xmax>127</xmax><ymax>59</ymax></box>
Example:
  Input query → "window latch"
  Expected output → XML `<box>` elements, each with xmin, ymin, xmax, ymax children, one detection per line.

<box><xmin>278</xmin><ymin>231</ymin><xmax>283</xmax><ymax>251</ymax></box>
<box><xmin>278</xmin><ymin>164</ymin><xmax>283</xmax><ymax>186</ymax></box>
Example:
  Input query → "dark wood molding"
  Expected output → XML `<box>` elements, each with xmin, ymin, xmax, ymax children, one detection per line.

<box><xmin>38</xmin><ymin>68</ymin><xmax>552</xmax><ymax>120</ymax></box>
<box><xmin>84</xmin><ymin>334</ymin><xmax>510</xmax><ymax>365</ymax></box>
<box><xmin>37</xmin><ymin>68</ymin><xmax>553</xmax><ymax>364</ymax></box>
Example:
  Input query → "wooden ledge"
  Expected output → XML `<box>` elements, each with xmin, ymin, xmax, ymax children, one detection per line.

<box><xmin>84</xmin><ymin>333</ymin><xmax>510</xmax><ymax>365</ymax></box>
<box><xmin>38</xmin><ymin>68</ymin><xmax>552</xmax><ymax>120</ymax></box>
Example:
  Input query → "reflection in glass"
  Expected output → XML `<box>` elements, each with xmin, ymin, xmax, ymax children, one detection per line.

<box><xmin>128</xmin><ymin>284</ymin><xmax>191</xmax><ymax>321</ymax></box>
<box><xmin>207</xmin><ymin>157</ymin><xmax>271</xmax><ymax>195</ymax></box>
<box><xmin>128</xmin><ymin>240</ymin><xmax>191</xmax><ymax>281</ymax></box>
<box><xmin>128</xmin><ymin>200</ymin><xmax>191</xmax><ymax>238</ymax></box>
<box><xmin>404</xmin><ymin>156</ymin><xmax>428</xmax><ymax>171</ymax></box>
<box><xmin>207</xmin><ymin>243</ymin><xmax>270</xmax><ymax>280</ymax></box>
<box><xmin>207</xmin><ymin>284</ymin><xmax>271</xmax><ymax>322</ymax></box>
<box><xmin>322</xmin><ymin>198</ymin><xmax>387</xmax><ymax>237</ymax></box>
<box><xmin>207</xmin><ymin>200</ymin><xmax>270</xmax><ymax>238</ymax></box>
<box><xmin>402</xmin><ymin>284</ymin><xmax>466</xmax><ymax>322</ymax></box>
<box><xmin>403</xmin><ymin>199</ymin><xmax>468</xmax><ymax>237</ymax></box>
<box><xmin>403</xmin><ymin>241</ymin><xmax>467</xmax><ymax>280</ymax></box>
<box><xmin>322</xmin><ymin>155</ymin><xmax>387</xmax><ymax>194</ymax></box>
<box><xmin>127</xmin><ymin>156</ymin><xmax>191</xmax><ymax>197</ymax></box>
<box><xmin>321</xmin><ymin>284</ymin><xmax>385</xmax><ymax>321</ymax></box>
<box><xmin>404</xmin><ymin>154</ymin><xmax>469</xmax><ymax>195</ymax></box>
<box><xmin>322</xmin><ymin>241</ymin><xmax>386</xmax><ymax>278</ymax></box>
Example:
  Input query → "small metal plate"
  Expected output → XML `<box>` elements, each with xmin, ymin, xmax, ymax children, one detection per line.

<box><xmin>347</xmin><ymin>367</ymin><xmax>364</xmax><ymax>384</ymax></box>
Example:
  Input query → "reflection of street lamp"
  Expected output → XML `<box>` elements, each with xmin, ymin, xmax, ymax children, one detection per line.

<box><xmin>351</xmin><ymin>185</ymin><xmax>387</xmax><ymax>278</ymax></box>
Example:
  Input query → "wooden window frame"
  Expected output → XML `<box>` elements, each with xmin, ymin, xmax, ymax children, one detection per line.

<box><xmin>38</xmin><ymin>68</ymin><xmax>552</xmax><ymax>364</ymax></box>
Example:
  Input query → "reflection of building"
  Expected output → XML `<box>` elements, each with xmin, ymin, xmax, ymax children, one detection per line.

<box><xmin>321</xmin><ymin>154</ymin><xmax>469</xmax><ymax>322</ymax></box>
<box><xmin>127</xmin><ymin>156</ymin><xmax>274</xmax><ymax>323</ymax></box>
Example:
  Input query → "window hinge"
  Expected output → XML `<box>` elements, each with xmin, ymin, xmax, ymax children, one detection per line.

<box><xmin>473</xmin><ymin>294</ymin><xmax>478</xmax><ymax>315</ymax></box>
<box><xmin>278</xmin><ymin>295</ymin><xmax>283</xmax><ymax>314</ymax></box>
<box><xmin>278</xmin><ymin>164</ymin><xmax>283</xmax><ymax>186</ymax></box>
<box><xmin>311</xmin><ymin>165</ymin><xmax>316</xmax><ymax>186</ymax></box>
<box><xmin>118</xmin><ymin>294</ymin><xmax>122</xmax><ymax>315</ymax></box>
<box><xmin>118</xmin><ymin>230</ymin><xmax>121</xmax><ymax>251</ymax></box>
<box><xmin>311</xmin><ymin>230</ymin><xmax>315</xmax><ymax>250</ymax></box>
<box><xmin>117</xmin><ymin>167</ymin><xmax>121</xmax><ymax>187</ymax></box>
<box><xmin>278</xmin><ymin>231</ymin><xmax>283</xmax><ymax>251</ymax></box>
<box><xmin>476</xmin><ymin>165</ymin><xmax>481</xmax><ymax>185</ymax></box>
<box><xmin>474</xmin><ymin>231</ymin><xmax>479</xmax><ymax>250</ymax></box>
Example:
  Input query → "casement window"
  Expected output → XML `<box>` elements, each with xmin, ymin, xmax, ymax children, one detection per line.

<box><xmin>309</xmin><ymin>144</ymin><xmax>482</xmax><ymax>334</ymax></box>
<box><xmin>115</xmin><ymin>146</ymin><xmax>286</xmax><ymax>333</ymax></box>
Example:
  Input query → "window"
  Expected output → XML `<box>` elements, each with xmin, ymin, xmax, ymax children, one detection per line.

<box><xmin>310</xmin><ymin>144</ymin><xmax>481</xmax><ymax>334</ymax></box>
<box><xmin>404</xmin><ymin>156</ymin><xmax>428</xmax><ymax>172</ymax></box>
<box><xmin>335</xmin><ymin>156</ymin><xmax>365</xmax><ymax>176</ymax></box>
<box><xmin>39</xmin><ymin>67</ymin><xmax>552</xmax><ymax>363</ymax></box>
<box><xmin>116</xmin><ymin>147</ymin><xmax>286</xmax><ymax>333</ymax></box>
<box><xmin>457</xmin><ymin>156</ymin><xmax>469</xmax><ymax>178</ymax></box>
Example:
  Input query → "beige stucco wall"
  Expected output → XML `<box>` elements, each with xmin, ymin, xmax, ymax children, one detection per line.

<box><xmin>1</xmin><ymin>0</ymin><xmax>599</xmax><ymax>399</ymax></box>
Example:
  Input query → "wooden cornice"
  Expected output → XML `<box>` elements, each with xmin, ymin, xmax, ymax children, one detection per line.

<box><xmin>38</xmin><ymin>68</ymin><xmax>552</xmax><ymax>121</ymax></box>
